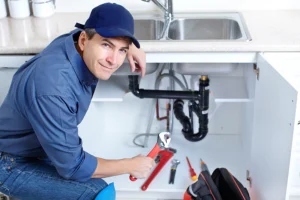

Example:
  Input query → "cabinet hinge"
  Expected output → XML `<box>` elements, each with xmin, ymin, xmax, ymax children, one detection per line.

<box><xmin>246</xmin><ymin>170</ymin><xmax>252</xmax><ymax>188</ymax></box>
<box><xmin>253</xmin><ymin>64</ymin><xmax>260</xmax><ymax>80</ymax></box>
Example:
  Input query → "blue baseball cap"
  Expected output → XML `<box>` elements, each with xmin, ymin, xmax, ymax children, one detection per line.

<box><xmin>75</xmin><ymin>3</ymin><xmax>140</xmax><ymax>48</ymax></box>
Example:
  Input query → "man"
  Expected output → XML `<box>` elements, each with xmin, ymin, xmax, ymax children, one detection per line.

<box><xmin>0</xmin><ymin>3</ymin><xmax>154</xmax><ymax>200</ymax></box>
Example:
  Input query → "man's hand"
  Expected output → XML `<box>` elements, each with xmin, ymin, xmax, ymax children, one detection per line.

<box><xmin>91</xmin><ymin>155</ymin><xmax>154</xmax><ymax>179</ymax></box>
<box><xmin>128</xmin><ymin>154</ymin><xmax>155</xmax><ymax>179</ymax></box>
<box><xmin>127</xmin><ymin>44</ymin><xmax>146</xmax><ymax>77</ymax></box>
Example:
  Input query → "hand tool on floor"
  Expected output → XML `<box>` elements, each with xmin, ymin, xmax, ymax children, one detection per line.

<box><xmin>186</xmin><ymin>156</ymin><xmax>197</xmax><ymax>181</ymax></box>
<box><xmin>200</xmin><ymin>158</ymin><xmax>210</xmax><ymax>174</ymax></box>
<box><xmin>169</xmin><ymin>159</ymin><xmax>180</xmax><ymax>184</ymax></box>
<box><xmin>141</xmin><ymin>147</ymin><xmax>177</xmax><ymax>191</ymax></box>
<box><xmin>129</xmin><ymin>132</ymin><xmax>171</xmax><ymax>181</ymax></box>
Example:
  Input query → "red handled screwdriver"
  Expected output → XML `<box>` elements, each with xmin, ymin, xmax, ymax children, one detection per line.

<box><xmin>186</xmin><ymin>156</ymin><xmax>197</xmax><ymax>181</ymax></box>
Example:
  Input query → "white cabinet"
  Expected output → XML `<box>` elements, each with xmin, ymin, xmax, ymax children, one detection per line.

<box><xmin>1</xmin><ymin>52</ymin><xmax>300</xmax><ymax>200</ymax></box>
<box><xmin>249</xmin><ymin>53</ymin><xmax>300</xmax><ymax>200</ymax></box>
<box><xmin>76</xmin><ymin>52</ymin><xmax>300</xmax><ymax>200</ymax></box>
<box><xmin>0</xmin><ymin>56</ymin><xmax>33</xmax><ymax>104</ymax></box>
<box><xmin>0</xmin><ymin>55</ymin><xmax>131</xmax><ymax>102</ymax></box>
<box><xmin>0</xmin><ymin>68</ymin><xmax>17</xmax><ymax>104</ymax></box>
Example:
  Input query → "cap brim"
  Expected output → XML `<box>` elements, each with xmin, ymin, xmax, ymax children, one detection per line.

<box><xmin>95</xmin><ymin>27</ymin><xmax>140</xmax><ymax>49</ymax></box>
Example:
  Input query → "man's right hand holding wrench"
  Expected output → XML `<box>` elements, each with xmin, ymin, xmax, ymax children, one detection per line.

<box><xmin>129</xmin><ymin>132</ymin><xmax>171</xmax><ymax>181</ymax></box>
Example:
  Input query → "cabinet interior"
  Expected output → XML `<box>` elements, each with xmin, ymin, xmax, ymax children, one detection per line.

<box><xmin>0</xmin><ymin>59</ymin><xmax>296</xmax><ymax>200</ymax></box>
<box><xmin>76</xmin><ymin>63</ymin><xmax>258</xmax><ymax>199</ymax></box>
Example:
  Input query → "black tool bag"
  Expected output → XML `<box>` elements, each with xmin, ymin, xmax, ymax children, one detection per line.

<box><xmin>185</xmin><ymin>168</ymin><xmax>250</xmax><ymax>200</ymax></box>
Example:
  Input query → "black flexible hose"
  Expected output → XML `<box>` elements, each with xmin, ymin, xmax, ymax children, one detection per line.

<box><xmin>173</xmin><ymin>99</ymin><xmax>192</xmax><ymax>133</ymax></box>
<box><xmin>173</xmin><ymin>99</ymin><xmax>208</xmax><ymax>142</ymax></box>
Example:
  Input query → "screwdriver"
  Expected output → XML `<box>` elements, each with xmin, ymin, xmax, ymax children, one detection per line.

<box><xmin>200</xmin><ymin>158</ymin><xmax>210</xmax><ymax>174</ymax></box>
<box><xmin>186</xmin><ymin>156</ymin><xmax>197</xmax><ymax>181</ymax></box>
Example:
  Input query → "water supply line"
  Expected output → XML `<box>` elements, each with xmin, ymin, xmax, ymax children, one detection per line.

<box><xmin>132</xmin><ymin>63</ymin><xmax>166</xmax><ymax>148</ymax></box>
<box><xmin>139</xmin><ymin>64</ymin><xmax>188</xmax><ymax>147</ymax></box>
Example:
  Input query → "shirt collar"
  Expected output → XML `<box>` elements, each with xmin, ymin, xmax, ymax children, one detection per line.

<box><xmin>65</xmin><ymin>30</ymin><xmax>98</xmax><ymax>86</ymax></box>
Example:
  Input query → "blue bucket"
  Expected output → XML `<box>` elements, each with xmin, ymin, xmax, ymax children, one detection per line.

<box><xmin>94</xmin><ymin>182</ymin><xmax>116</xmax><ymax>200</ymax></box>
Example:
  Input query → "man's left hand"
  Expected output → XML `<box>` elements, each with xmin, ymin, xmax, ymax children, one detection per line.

<box><xmin>127</xmin><ymin>45</ymin><xmax>146</xmax><ymax>77</ymax></box>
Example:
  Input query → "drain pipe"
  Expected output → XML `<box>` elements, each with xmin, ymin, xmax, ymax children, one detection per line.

<box><xmin>129</xmin><ymin>75</ymin><xmax>210</xmax><ymax>142</ymax></box>
<box><xmin>173</xmin><ymin>76</ymin><xmax>209</xmax><ymax>142</ymax></box>
<box><xmin>129</xmin><ymin>75</ymin><xmax>200</xmax><ymax>100</ymax></box>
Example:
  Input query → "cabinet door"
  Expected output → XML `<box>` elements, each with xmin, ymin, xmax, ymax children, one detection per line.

<box><xmin>0</xmin><ymin>55</ymin><xmax>34</xmax><ymax>104</ymax></box>
<box><xmin>250</xmin><ymin>53</ymin><xmax>300</xmax><ymax>200</ymax></box>
<box><xmin>0</xmin><ymin>68</ymin><xmax>18</xmax><ymax>104</ymax></box>
<box><xmin>0</xmin><ymin>55</ymin><xmax>34</xmax><ymax>68</ymax></box>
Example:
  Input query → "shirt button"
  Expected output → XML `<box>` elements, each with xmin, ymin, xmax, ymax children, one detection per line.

<box><xmin>10</xmin><ymin>158</ymin><xmax>14</xmax><ymax>162</ymax></box>
<box><xmin>7</xmin><ymin>166</ymin><xmax>11</xmax><ymax>170</ymax></box>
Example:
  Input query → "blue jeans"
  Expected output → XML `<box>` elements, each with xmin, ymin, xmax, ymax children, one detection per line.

<box><xmin>0</xmin><ymin>152</ymin><xmax>108</xmax><ymax>200</ymax></box>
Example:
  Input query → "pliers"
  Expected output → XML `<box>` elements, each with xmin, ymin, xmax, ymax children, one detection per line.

<box><xmin>169</xmin><ymin>159</ymin><xmax>180</xmax><ymax>184</ymax></box>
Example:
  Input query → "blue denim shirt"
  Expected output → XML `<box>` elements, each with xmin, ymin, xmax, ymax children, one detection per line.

<box><xmin>0</xmin><ymin>30</ymin><xmax>98</xmax><ymax>182</ymax></box>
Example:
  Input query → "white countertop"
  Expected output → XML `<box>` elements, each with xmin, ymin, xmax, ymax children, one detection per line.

<box><xmin>0</xmin><ymin>10</ymin><xmax>300</xmax><ymax>54</ymax></box>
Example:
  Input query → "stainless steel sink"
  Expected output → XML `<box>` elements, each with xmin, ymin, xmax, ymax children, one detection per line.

<box><xmin>115</xmin><ymin>13</ymin><xmax>252</xmax><ymax>76</ymax></box>
<box><xmin>134</xmin><ymin>19</ymin><xmax>164</xmax><ymax>40</ymax></box>
<box><xmin>167</xmin><ymin>13</ymin><xmax>251</xmax><ymax>41</ymax></box>
<box><xmin>166</xmin><ymin>13</ymin><xmax>251</xmax><ymax>75</ymax></box>
<box><xmin>168</xmin><ymin>18</ymin><xmax>242</xmax><ymax>40</ymax></box>
<box><xmin>115</xmin><ymin>19</ymin><xmax>164</xmax><ymax>75</ymax></box>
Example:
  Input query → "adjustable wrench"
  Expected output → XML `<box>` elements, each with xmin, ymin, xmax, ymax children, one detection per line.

<box><xmin>129</xmin><ymin>132</ymin><xmax>171</xmax><ymax>181</ymax></box>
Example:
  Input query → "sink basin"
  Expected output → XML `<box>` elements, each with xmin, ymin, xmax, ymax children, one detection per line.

<box><xmin>168</xmin><ymin>18</ymin><xmax>242</xmax><ymax>40</ymax></box>
<box><xmin>134</xmin><ymin>19</ymin><xmax>164</xmax><ymax>40</ymax></box>
<box><xmin>114</xmin><ymin>19</ymin><xmax>164</xmax><ymax>76</ymax></box>
<box><xmin>167</xmin><ymin>13</ymin><xmax>251</xmax><ymax>75</ymax></box>
<box><xmin>115</xmin><ymin>13</ymin><xmax>252</xmax><ymax>76</ymax></box>
<box><xmin>167</xmin><ymin>13</ymin><xmax>251</xmax><ymax>41</ymax></box>
<box><xmin>172</xmin><ymin>63</ymin><xmax>239</xmax><ymax>75</ymax></box>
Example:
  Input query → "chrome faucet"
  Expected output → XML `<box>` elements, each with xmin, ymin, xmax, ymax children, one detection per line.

<box><xmin>141</xmin><ymin>0</ymin><xmax>173</xmax><ymax>20</ymax></box>
<box><xmin>141</xmin><ymin>0</ymin><xmax>173</xmax><ymax>39</ymax></box>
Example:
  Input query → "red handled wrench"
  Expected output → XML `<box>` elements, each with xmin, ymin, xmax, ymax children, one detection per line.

<box><xmin>129</xmin><ymin>132</ymin><xmax>171</xmax><ymax>181</ymax></box>
<box><xmin>141</xmin><ymin>148</ymin><xmax>176</xmax><ymax>191</ymax></box>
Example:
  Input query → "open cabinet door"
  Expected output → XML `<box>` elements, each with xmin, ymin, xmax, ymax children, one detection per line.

<box><xmin>250</xmin><ymin>53</ymin><xmax>300</xmax><ymax>200</ymax></box>
<box><xmin>0</xmin><ymin>68</ymin><xmax>18</xmax><ymax>104</ymax></box>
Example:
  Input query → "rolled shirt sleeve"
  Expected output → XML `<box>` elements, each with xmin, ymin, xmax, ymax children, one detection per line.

<box><xmin>26</xmin><ymin>94</ymin><xmax>97</xmax><ymax>182</ymax></box>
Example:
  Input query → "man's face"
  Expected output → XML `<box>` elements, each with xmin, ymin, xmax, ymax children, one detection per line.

<box><xmin>78</xmin><ymin>31</ymin><xmax>129</xmax><ymax>80</ymax></box>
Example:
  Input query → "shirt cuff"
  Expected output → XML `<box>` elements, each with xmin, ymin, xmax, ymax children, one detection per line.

<box><xmin>70</xmin><ymin>151</ymin><xmax>98</xmax><ymax>182</ymax></box>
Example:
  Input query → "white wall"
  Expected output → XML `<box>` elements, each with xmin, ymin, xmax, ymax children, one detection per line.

<box><xmin>55</xmin><ymin>0</ymin><xmax>300</xmax><ymax>12</ymax></box>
